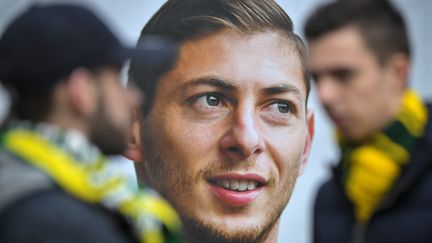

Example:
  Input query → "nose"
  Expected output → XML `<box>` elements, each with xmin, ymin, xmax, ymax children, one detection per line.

<box><xmin>317</xmin><ymin>78</ymin><xmax>339</xmax><ymax>107</ymax></box>
<box><xmin>219</xmin><ymin>106</ymin><xmax>265</xmax><ymax>162</ymax></box>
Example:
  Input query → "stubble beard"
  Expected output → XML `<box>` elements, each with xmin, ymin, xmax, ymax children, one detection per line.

<box><xmin>141</xmin><ymin>127</ymin><xmax>301</xmax><ymax>243</ymax></box>
<box><xmin>88</xmin><ymin>97</ymin><xmax>127</xmax><ymax>155</ymax></box>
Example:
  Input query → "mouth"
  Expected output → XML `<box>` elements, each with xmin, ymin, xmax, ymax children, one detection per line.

<box><xmin>207</xmin><ymin>173</ymin><xmax>266</xmax><ymax>207</ymax></box>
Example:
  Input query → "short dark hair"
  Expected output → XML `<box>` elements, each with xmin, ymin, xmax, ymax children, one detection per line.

<box><xmin>129</xmin><ymin>0</ymin><xmax>310</xmax><ymax>115</ymax></box>
<box><xmin>304</xmin><ymin>0</ymin><xmax>410</xmax><ymax>64</ymax></box>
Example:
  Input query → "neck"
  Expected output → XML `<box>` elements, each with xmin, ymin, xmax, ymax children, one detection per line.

<box><xmin>344</xmin><ymin>92</ymin><xmax>405</xmax><ymax>143</ymax></box>
<box><xmin>383</xmin><ymin>91</ymin><xmax>405</xmax><ymax>128</ymax></box>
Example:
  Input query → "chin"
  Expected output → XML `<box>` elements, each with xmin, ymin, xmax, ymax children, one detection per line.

<box><xmin>180</xmin><ymin>210</ymin><xmax>278</xmax><ymax>243</ymax></box>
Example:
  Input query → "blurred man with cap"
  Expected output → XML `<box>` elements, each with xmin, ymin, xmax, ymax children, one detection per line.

<box><xmin>305</xmin><ymin>0</ymin><xmax>432</xmax><ymax>242</ymax></box>
<box><xmin>0</xmin><ymin>4</ymin><xmax>181</xmax><ymax>243</ymax></box>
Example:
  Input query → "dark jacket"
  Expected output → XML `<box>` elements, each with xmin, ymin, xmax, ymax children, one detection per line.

<box><xmin>0</xmin><ymin>150</ymin><xmax>136</xmax><ymax>243</ymax></box>
<box><xmin>314</xmin><ymin>105</ymin><xmax>432</xmax><ymax>243</ymax></box>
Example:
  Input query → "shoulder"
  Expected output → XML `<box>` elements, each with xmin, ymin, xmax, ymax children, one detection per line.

<box><xmin>0</xmin><ymin>149</ymin><xmax>55</xmax><ymax>214</ymax></box>
<box><xmin>313</xmin><ymin>176</ymin><xmax>355</xmax><ymax>243</ymax></box>
<box><xmin>315</xmin><ymin>174</ymin><xmax>347</xmax><ymax>207</ymax></box>
<box><xmin>0</xmin><ymin>189</ymin><xmax>134</xmax><ymax>243</ymax></box>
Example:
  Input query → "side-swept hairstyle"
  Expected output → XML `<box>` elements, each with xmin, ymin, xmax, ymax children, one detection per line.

<box><xmin>129</xmin><ymin>0</ymin><xmax>310</xmax><ymax>114</ymax></box>
<box><xmin>304</xmin><ymin>0</ymin><xmax>410</xmax><ymax>65</ymax></box>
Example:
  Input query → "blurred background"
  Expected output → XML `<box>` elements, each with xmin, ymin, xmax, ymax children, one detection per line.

<box><xmin>0</xmin><ymin>0</ymin><xmax>430</xmax><ymax>242</ymax></box>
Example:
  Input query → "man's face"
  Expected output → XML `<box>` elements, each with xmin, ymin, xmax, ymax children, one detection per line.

<box><xmin>308</xmin><ymin>27</ymin><xmax>403</xmax><ymax>142</ymax></box>
<box><xmin>89</xmin><ymin>67</ymin><xmax>139</xmax><ymax>155</ymax></box>
<box><xmin>138</xmin><ymin>30</ymin><xmax>313</xmax><ymax>242</ymax></box>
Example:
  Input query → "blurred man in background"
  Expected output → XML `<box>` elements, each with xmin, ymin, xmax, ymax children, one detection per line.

<box><xmin>125</xmin><ymin>0</ymin><xmax>314</xmax><ymax>242</ymax></box>
<box><xmin>0</xmin><ymin>4</ymin><xmax>181</xmax><ymax>243</ymax></box>
<box><xmin>305</xmin><ymin>0</ymin><xmax>432</xmax><ymax>242</ymax></box>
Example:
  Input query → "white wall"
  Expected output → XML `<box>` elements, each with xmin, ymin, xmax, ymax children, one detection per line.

<box><xmin>0</xmin><ymin>1</ymin><xmax>430</xmax><ymax>242</ymax></box>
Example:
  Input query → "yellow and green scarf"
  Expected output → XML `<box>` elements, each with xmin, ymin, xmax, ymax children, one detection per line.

<box><xmin>0</xmin><ymin>121</ymin><xmax>182</xmax><ymax>243</ymax></box>
<box><xmin>338</xmin><ymin>90</ymin><xmax>428</xmax><ymax>223</ymax></box>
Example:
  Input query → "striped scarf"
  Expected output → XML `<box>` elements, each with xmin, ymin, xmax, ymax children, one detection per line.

<box><xmin>0</xmin><ymin>121</ymin><xmax>182</xmax><ymax>243</ymax></box>
<box><xmin>338</xmin><ymin>90</ymin><xmax>428</xmax><ymax>223</ymax></box>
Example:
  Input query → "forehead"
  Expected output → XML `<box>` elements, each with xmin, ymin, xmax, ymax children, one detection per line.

<box><xmin>307</xmin><ymin>27</ymin><xmax>377</xmax><ymax>70</ymax></box>
<box><xmin>159</xmin><ymin>29</ymin><xmax>306</xmax><ymax>99</ymax></box>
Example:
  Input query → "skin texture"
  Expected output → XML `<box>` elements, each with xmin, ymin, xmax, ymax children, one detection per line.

<box><xmin>307</xmin><ymin>26</ymin><xmax>408</xmax><ymax>142</ymax></box>
<box><xmin>132</xmin><ymin>29</ymin><xmax>314</xmax><ymax>243</ymax></box>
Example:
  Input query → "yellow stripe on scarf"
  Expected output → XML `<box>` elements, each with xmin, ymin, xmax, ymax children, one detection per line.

<box><xmin>398</xmin><ymin>90</ymin><xmax>428</xmax><ymax>137</ymax></box>
<box><xmin>2</xmin><ymin>127</ymin><xmax>182</xmax><ymax>243</ymax></box>
<box><xmin>4</xmin><ymin>129</ymin><xmax>100</xmax><ymax>202</ymax></box>
<box><xmin>347</xmin><ymin>146</ymin><xmax>400</xmax><ymax>222</ymax></box>
<box><xmin>372</xmin><ymin>133</ymin><xmax>409</xmax><ymax>164</ymax></box>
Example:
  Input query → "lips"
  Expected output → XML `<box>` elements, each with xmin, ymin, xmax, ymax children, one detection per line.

<box><xmin>207</xmin><ymin>173</ymin><xmax>266</xmax><ymax>207</ymax></box>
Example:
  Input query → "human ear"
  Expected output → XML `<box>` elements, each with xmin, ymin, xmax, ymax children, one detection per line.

<box><xmin>66</xmin><ymin>68</ymin><xmax>98</xmax><ymax>118</ymax></box>
<box><xmin>387</xmin><ymin>53</ymin><xmax>410</xmax><ymax>92</ymax></box>
<box><xmin>123</xmin><ymin>108</ymin><xmax>143</xmax><ymax>162</ymax></box>
<box><xmin>300</xmin><ymin>109</ymin><xmax>315</xmax><ymax>175</ymax></box>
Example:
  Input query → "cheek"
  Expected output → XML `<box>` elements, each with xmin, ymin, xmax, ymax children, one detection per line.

<box><xmin>264</xmin><ymin>126</ymin><xmax>305</xmax><ymax>179</ymax></box>
<box><xmin>103</xmin><ymin>82</ymin><xmax>129</xmax><ymax>113</ymax></box>
<box><xmin>112</xmin><ymin>103</ymin><xmax>130</xmax><ymax>127</ymax></box>
<box><xmin>354</xmin><ymin>66</ymin><xmax>386</xmax><ymax>96</ymax></box>
<box><xmin>155</xmin><ymin>113</ymin><xmax>224</xmax><ymax>168</ymax></box>
<box><xmin>352</xmin><ymin>75</ymin><xmax>386</xmax><ymax>116</ymax></box>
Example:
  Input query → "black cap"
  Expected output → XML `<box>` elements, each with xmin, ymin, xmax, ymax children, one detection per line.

<box><xmin>0</xmin><ymin>4</ymin><xmax>176</xmax><ymax>94</ymax></box>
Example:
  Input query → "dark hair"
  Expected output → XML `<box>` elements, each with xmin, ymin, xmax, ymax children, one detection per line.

<box><xmin>129</xmin><ymin>0</ymin><xmax>310</xmax><ymax>115</ymax></box>
<box><xmin>304</xmin><ymin>0</ymin><xmax>410</xmax><ymax>64</ymax></box>
<box><xmin>4</xmin><ymin>90</ymin><xmax>54</xmax><ymax>123</ymax></box>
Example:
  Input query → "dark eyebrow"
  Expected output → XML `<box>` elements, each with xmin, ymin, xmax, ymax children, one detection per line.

<box><xmin>312</xmin><ymin>67</ymin><xmax>358</xmax><ymax>83</ymax></box>
<box><xmin>181</xmin><ymin>76</ymin><xmax>237</xmax><ymax>92</ymax></box>
<box><xmin>261</xmin><ymin>83</ymin><xmax>302</xmax><ymax>98</ymax></box>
